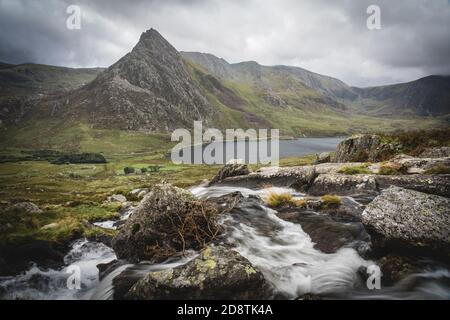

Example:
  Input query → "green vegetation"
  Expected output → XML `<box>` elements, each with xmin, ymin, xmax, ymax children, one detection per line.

<box><xmin>424</xmin><ymin>164</ymin><xmax>450</xmax><ymax>175</ymax></box>
<box><xmin>321</xmin><ymin>195</ymin><xmax>342</xmax><ymax>208</ymax></box>
<box><xmin>124</xmin><ymin>166</ymin><xmax>135</xmax><ymax>175</ymax></box>
<box><xmin>338</xmin><ymin>164</ymin><xmax>371</xmax><ymax>175</ymax></box>
<box><xmin>51</xmin><ymin>153</ymin><xmax>107</xmax><ymax>165</ymax></box>
<box><xmin>378</xmin><ymin>163</ymin><xmax>408</xmax><ymax>175</ymax></box>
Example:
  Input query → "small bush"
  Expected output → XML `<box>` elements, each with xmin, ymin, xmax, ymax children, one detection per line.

<box><xmin>148</xmin><ymin>165</ymin><xmax>162</xmax><ymax>173</ymax></box>
<box><xmin>338</xmin><ymin>165</ymin><xmax>371</xmax><ymax>175</ymax></box>
<box><xmin>321</xmin><ymin>195</ymin><xmax>342</xmax><ymax>208</ymax></box>
<box><xmin>140</xmin><ymin>167</ymin><xmax>148</xmax><ymax>174</ymax></box>
<box><xmin>424</xmin><ymin>164</ymin><xmax>450</xmax><ymax>175</ymax></box>
<box><xmin>124</xmin><ymin>167</ymin><xmax>135</xmax><ymax>175</ymax></box>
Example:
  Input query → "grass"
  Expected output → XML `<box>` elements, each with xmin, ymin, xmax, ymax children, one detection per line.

<box><xmin>338</xmin><ymin>164</ymin><xmax>371</xmax><ymax>175</ymax></box>
<box><xmin>424</xmin><ymin>164</ymin><xmax>450</xmax><ymax>174</ymax></box>
<box><xmin>265</xmin><ymin>191</ymin><xmax>307</xmax><ymax>208</ymax></box>
<box><xmin>321</xmin><ymin>195</ymin><xmax>342</xmax><ymax>208</ymax></box>
<box><xmin>378</xmin><ymin>163</ymin><xmax>407</xmax><ymax>175</ymax></box>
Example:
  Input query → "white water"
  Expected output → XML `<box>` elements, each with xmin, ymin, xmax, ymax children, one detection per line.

<box><xmin>192</xmin><ymin>186</ymin><xmax>371</xmax><ymax>298</ymax></box>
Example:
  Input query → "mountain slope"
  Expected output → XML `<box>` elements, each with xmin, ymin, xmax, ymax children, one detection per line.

<box><xmin>0</xmin><ymin>63</ymin><xmax>103</xmax><ymax>125</ymax></box>
<box><xmin>351</xmin><ymin>75</ymin><xmax>450</xmax><ymax>116</ymax></box>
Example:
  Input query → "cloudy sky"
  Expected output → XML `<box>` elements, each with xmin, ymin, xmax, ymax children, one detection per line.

<box><xmin>1</xmin><ymin>0</ymin><xmax>449</xmax><ymax>87</ymax></box>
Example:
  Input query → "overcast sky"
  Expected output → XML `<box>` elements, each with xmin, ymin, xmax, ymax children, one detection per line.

<box><xmin>1</xmin><ymin>0</ymin><xmax>449</xmax><ymax>87</ymax></box>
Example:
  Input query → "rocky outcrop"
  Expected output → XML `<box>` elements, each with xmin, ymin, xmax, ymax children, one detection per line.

<box><xmin>362</xmin><ymin>186</ymin><xmax>450</xmax><ymax>258</ymax></box>
<box><xmin>308</xmin><ymin>174</ymin><xmax>378</xmax><ymax>196</ymax></box>
<box><xmin>381</xmin><ymin>154</ymin><xmax>450</xmax><ymax>174</ymax></box>
<box><xmin>420</xmin><ymin>147</ymin><xmax>450</xmax><ymax>158</ymax></box>
<box><xmin>375</xmin><ymin>174</ymin><xmax>450</xmax><ymax>198</ymax></box>
<box><xmin>209</xmin><ymin>163</ymin><xmax>250</xmax><ymax>185</ymax></box>
<box><xmin>126</xmin><ymin>246</ymin><xmax>269</xmax><ymax>300</ymax></box>
<box><xmin>314</xmin><ymin>152</ymin><xmax>332</xmax><ymax>164</ymax></box>
<box><xmin>332</xmin><ymin>134</ymin><xmax>398</xmax><ymax>163</ymax></box>
<box><xmin>211</xmin><ymin>165</ymin><xmax>317</xmax><ymax>191</ymax></box>
<box><xmin>112</xmin><ymin>184</ymin><xmax>221</xmax><ymax>263</ymax></box>
<box><xmin>6</xmin><ymin>202</ymin><xmax>42</xmax><ymax>214</ymax></box>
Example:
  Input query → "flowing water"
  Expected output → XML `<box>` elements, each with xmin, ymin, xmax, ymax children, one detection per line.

<box><xmin>1</xmin><ymin>185</ymin><xmax>449</xmax><ymax>300</ymax></box>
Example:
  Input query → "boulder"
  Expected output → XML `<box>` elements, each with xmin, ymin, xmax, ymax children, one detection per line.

<box><xmin>112</xmin><ymin>184</ymin><xmax>221</xmax><ymax>263</ymax></box>
<box><xmin>209</xmin><ymin>163</ymin><xmax>250</xmax><ymax>185</ymax></box>
<box><xmin>332</xmin><ymin>134</ymin><xmax>398</xmax><ymax>163</ymax></box>
<box><xmin>378</xmin><ymin>254</ymin><xmax>419</xmax><ymax>285</ymax></box>
<box><xmin>6</xmin><ymin>202</ymin><xmax>42</xmax><ymax>214</ymax></box>
<box><xmin>386</xmin><ymin>155</ymin><xmax>450</xmax><ymax>174</ymax></box>
<box><xmin>420</xmin><ymin>147</ymin><xmax>450</xmax><ymax>158</ymax></box>
<box><xmin>214</xmin><ymin>166</ymin><xmax>317</xmax><ymax>192</ymax></box>
<box><xmin>375</xmin><ymin>174</ymin><xmax>450</xmax><ymax>198</ymax></box>
<box><xmin>107</xmin><ymin>194</ymin><xmax>127</xmax><ymax>203</ymax></box>
<box><xmin>362</xmin><ymin>186</ymin><xmax>450</xmax><ymax>258</ymax></box>
<box><xmin>126</xmin><ymin>246</ymin><xmax>270</xmax><ymax>300</ymax></box>
<box><xmin>314</xmin><ymin>152</ymin><xmax>331</xmax><ymax>164</ymax></box>
<box><xmin>308</xmin><ymin>174</ymin><xmax>378</xmax><ymax>196</ymax></box>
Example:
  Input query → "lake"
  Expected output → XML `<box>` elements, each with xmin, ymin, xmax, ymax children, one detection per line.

<box><xmin>175</xmin><ymin>137</ymin><xmax>344</xmax><ymax>164</ymax></box>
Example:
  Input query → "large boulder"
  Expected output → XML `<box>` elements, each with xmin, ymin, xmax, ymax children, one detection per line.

<box><xmin>213</xmin><ymin>166</ymin><xmax>317</xmax><ymax>192</ymax></box>
<box><xmin>362</xmin><ymin>186</ymin><xmax>450</xmax><ymax>259</ymax></box>
<box><xmin>126</xmin><ymin>246</ymin><xmax>270</xmax><ymax>300</ymax></box>
<box><xmin>332</xmin><ymin>134</ymin><xmax>398</xmax><ymax>163</ymax></box>
<box><xmin>209</xmin><ymin>163</ymin><xmax>250</xmax><ymax>185</ymax></box>
<box><xmin>112</xmin><ymin>184</ymin><xmax>221</xmax><ymax>263</ymax></box>
<box><xmin>308</xmin><ymin>174</ymin><xmax>378</xmax><ymax>196</ymax></box>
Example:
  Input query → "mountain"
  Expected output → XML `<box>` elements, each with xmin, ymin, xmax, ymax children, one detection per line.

<box><xmin>351</xmin><ymin>75</ymin><xmax>450</xmax><ymax>116</ymax></box>
<box><xmin>0</xmin><ymin>63</ymin><xmax>103</xmax><ymax>125</ymax></box>
<box><xmin>0</xmin><ymin>28</ymin><xmax>448</xmax><ymax>149</ymax></box>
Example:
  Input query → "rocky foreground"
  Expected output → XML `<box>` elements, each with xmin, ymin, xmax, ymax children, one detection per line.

<box><xmin>1</xmin><ymin>134</ymin><xmax>449</xmax><ymax>299</ymax></box>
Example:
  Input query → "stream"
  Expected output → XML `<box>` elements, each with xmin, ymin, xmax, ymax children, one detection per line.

<box><xmin>1</xmin><ymin>185</ymin><xmax>449</xmax><ymax>300</ymax></box>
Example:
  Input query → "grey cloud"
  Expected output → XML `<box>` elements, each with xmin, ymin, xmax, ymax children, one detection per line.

<box><xmin>0</xmin><ymin>0</ymin><xmax>449</xmax><ymax>87</ymax></box>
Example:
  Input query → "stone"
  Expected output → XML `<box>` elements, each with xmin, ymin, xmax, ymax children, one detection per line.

<box><xmin>362</xmin><ymin>186</ymin><xmax>450</xmax><ymax>258</ymax></box>
<box><xmin>6</xmin><ymin>202</ymin><xmax>42</xmax><ymax>214</ymax></box>
<box><xmin>420</xmin><ymin>147</ymin><xmax>450</xmax><ymax>158</ymax></box>
<box><xmin>308</xmin><ymin>174</ymin><xmax>378</xmax><ymax>196</ymax></box>
<box><xmin>209</xmin><ymin>163</ymin><xmax>250</xmax><ymax>185</ymax></box>
<box><xmin>314</xmin><ymin>152</ymin><xmax>331</xmax><ymax>164</ymax></box>
<box><xmin>107</xmin><ymin>194</ymin><xmax>127</xmax><ymax>203</ymax></box>
<box><xmin>126</xmin><ymin>246</ymin><xmax>269</xmax><ymax>300</ymax></box>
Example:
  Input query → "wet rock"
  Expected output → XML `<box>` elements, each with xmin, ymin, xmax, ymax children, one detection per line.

<box><xmin>332</xmin><ymin>134</ymin><xmax>398</xmax><ymax>163</ymax></box>
<box><xmin>308</xmin><ymin>174</ymin><xmax>378</xmax><ymax>197</ymax></box>
<box><xmin>362</xmin><ymin>186</ymin><xmax>450</xmax><ymax>259</ymax></box>
<box><xmin>97</xmin><ymin>259</ymin><xmax>126</xmax><ymax>281</ymax></box>
<box><xmin>209</xmin><ymin>163</ymin><xmax>250</xmax><ymax>185</ymax></box>
<box><xmin>314</xmin><ymin>152</ymin><xmax>331</xmax><ymax>164</ymax></box>
<box><xmin>112</xmin><ymin>184</ymin><xmax>221</xmax><ymax>263</ymax></box>
<box><xmin>6</xmin><ymin>202</ymin><xmax>42</xmax><ymax>214</ymax></box>
<box><xmin>378</xmin><ymin>254</ymin><xmax>419</xmax><ymax>285</ymax></box>
<box><xmin>126</xmin><ymin>246</ymin><xmax>270</xmax><ymax>300</ymax></box>
<box><xmin>375</xmin><ymin>174</ymin><xmax>450</xmax><ymax>198</ymax></box>
<box><xmin>0</xmin><ymin>240</ymin><xmax>65</xmax><ymax>276</ymax></box>
<box><xmin>420</xmin><ymin>147</ymin><xmax>450</xmax><ymax>158</ymax></box>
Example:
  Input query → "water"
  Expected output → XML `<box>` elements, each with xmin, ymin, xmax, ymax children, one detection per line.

<box><xmin>1</xmin><ymin>185</ymin><xmax>449</xmax><ymax>300</ymax></box>
<box><xmin>178</xmin><ymin>137</ymin><xmax>344</xmax><ymax>163</ymax></box>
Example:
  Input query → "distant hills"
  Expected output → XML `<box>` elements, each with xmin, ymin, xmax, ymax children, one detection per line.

<box><xmin>0</xmin><ymin>28</ymin><xmax>448</xmax><ymax>145</ymax></box>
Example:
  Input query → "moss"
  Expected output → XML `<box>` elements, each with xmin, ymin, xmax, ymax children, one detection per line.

<box><xmin>321</xmin><ymin>195</ymin><xmax>342</xmax><ymax>208</ymax></box>
<box><xmin>338</xmin><ymin>164</ymin><xmax>371</xmax><ymax>175</ymax></box>
<box><xmin>378</xmin><ymin>163</ymin><xmax>407</xmax><ymax>175</ymax></box>
<box><xmin>424</xmin><ymin>164</ymin><xmax>450</xmax><ymax>175</ymax></box>
<box><xmin>245</xmin><ymin>265</ymin><xmax>257</xmax><ymax>275</ymax></box>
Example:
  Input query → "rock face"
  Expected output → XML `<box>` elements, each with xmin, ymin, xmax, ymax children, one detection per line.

<box><xmin>112</xmin><ymin>184</ymin><xmax>221</xmax><ymax>263</ymax></box>
<box><xmin>209</xmin><ymin>163</ymin><xmax>250</xmax><ymax>185</ymax></box>
<box><xmin>362</xmin><ymin>186</ymin><xmax>450</xmax><ymax>257</ymax></box>
<box><xmin>126</xmin><ymin>246</ymin><xmax>269</xmax><ymax>300</ymax></box>
<box><xmin>308</xmin><ymin>174</ymin><xmax>378</xmax><ymax>196</ymax></box>
<box><xmin>332</xmin><ymin>134</ymin><xmax>397</xmax><ymax>163</ymax></box>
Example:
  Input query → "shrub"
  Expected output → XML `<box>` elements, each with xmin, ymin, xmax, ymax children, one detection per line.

<box><xmin>321</xmin><ymin>195</ymin><xmax>342</xmax><ymax>208</ymax></box>
<box><xmin>124</xmin><ymin>167</ymin><xmax>135</xmax><ymax>175</ymax></box>
<box><xmin>148</xmin><ymin>165</ymin><xmax>162</xmax><ymax>173</ymax></box>
<box><xmin>338</xmin><ymin>165</ymin><xmax>371</xmax><ymax>175</ymax></box>
<box><xmin>424</xmin><ymin>164</ymin><xmax>450</xmax><ymax>174</ymax></box>
<box><xmin>140</xmin><ymin>167</ymin><xmax>148</xmax><ymax>174</ymax></box>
